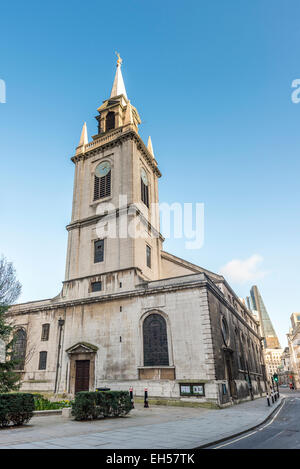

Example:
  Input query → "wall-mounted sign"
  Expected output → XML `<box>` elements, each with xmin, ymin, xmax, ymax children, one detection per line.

<box><xmin>180</xmin><ymin>385</ymin><xmax>191</xmax><ymax>394</ymax></box>
<box><xmin>0</xmin><ymin>339</ymin><xmax>6</xmax><ymax>363</ymax></box>
<box><xmin>179</xmin><ymin>383</ymin><xmax>205</xmax><ymax>397</ymax></box>
<box><xmin>192</xmin><ymin>385</ymin><xmax>204</xmax><ymax>395</ymax></box>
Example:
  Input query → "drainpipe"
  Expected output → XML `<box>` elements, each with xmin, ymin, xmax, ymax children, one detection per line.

<box><xmin>54</xmin><ymin>318</ymin><xmax>65</xmax><ymax>394</ymax></box>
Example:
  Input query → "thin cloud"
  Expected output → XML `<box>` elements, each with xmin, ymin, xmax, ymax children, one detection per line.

<box><xmin>219</xmin><ymin>254</ymin><xmax>269</xmax><ymax>285</ymax></box>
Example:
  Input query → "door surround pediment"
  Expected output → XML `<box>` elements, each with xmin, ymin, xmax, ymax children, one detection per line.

<box><xmin>66</xmin><ymin>342</ymin><xmax>98</xmax><ymax>355</ymax></box>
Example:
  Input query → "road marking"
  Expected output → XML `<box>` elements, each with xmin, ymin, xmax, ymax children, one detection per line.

<box><xmin>258</xmin><ymin>400</ymin><xmax>286</xmax><ymax>431</ymax></box>
<box><xmin>214</xmin><ymin>431</ymin><xmax>258</xmax><ymax>448</ymax></box>
<box><xmin>213</xmin><ymin>400</ymin><xmax>286</xmax><ymax>449</ymax></box>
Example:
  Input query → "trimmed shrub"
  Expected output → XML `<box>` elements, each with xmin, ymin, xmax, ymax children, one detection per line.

<box><xmin>0</xmin><ymin>393</ymin><xmax>35</xmax><ymax>427</ymax></box>
<box><xmin>72</xmin><ymin>391</ymin><xmax>131</xmax><ymax>421</ymax></box>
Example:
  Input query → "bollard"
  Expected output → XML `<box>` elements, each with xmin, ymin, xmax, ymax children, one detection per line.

<box><xmin>267</xmin><ymin>393</ymin><xmax>270</xmax><ymax>407</ymax></box>
<box><xmin>129</xmin><ymin>386</ymin><xmax>134</xmax><ymax>409</ymax></box>
<box><xmin>144</xmin><ymin>387</ymin><xmax>149</xmax><ymax>408</ymax></box>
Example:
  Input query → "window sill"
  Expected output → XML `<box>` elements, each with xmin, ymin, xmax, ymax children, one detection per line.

<box><xmin>138</xmin><ymin>366</ymin><xmax>175</xmax><ymax>369</ymax></box>
<box><xmin>90</xmin><ymin>196</ymin><xmax>112</xmax><ymax>207</ymax></box>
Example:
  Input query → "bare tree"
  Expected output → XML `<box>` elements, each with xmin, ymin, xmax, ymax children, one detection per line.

<box><xmin>0</xmin><ymin>256</ymin><xmax>21</xmax><ymax>306</ymax></box>
<box><xmin>0</xmin><ymin>256</ymin><xmax>22</xmax><ymax>392</ymax></box>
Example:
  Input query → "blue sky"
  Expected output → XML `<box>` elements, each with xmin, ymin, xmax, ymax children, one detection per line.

<box><xmin>1</xmin><ymin>0</ymin><xmax>300</xmax><ymax>348</ymax></box>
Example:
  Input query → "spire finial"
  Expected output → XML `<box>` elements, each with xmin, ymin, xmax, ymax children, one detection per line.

<box><xmin>110</xmin><ymin>52</ymin><xmax>128</xmax><ymax>99</ymax></box>
<box><xmin>115</xmin><ymin>51</ymin><xmax>123</xmax><ymax>66</ymax></box>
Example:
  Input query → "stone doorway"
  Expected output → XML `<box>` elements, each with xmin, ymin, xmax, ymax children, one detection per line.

<box><xmin>66</xmin><ymin>342</ymin><xmax>98</xmax><ymax>395</ymax></box>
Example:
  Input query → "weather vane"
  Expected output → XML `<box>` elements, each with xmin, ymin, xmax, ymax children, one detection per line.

<box><xmin>115</xmin><ymin>51</ymin><xmax>123</xmax><ymax>66</ymax></box>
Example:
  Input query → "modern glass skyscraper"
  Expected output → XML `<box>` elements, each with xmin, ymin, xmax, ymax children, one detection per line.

<box><xmin>249</xmin><ymin>285</ymin><xmax>280</xmax><ymax>349</ymax></box>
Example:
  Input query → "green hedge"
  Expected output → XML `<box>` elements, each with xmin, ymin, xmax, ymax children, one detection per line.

<box><xmin>72</xmin><ymin>391</ymin><xmax>132</xmax><ymax>421</ymax></box>
<box><xmin>0</xmin><ymin>393</ymin><xmax>35</xmax><ymax>427</ymax></box>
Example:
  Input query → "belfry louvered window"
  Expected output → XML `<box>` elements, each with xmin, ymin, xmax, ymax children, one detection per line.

<box><xmin>94</xmin><ymin>172</ymin><xmax>111</xmax><ymax>200</ymax></box>
<box><xmin>143</xmin><ymin>314</ymin><xmax>169</xmax><ymax>366</ymax></box>
<box><xmin>141</xmin><ymin>168</ymin><xmax>149</xmax><ymax>207</ymax></box>
<box><xmin>106</xmin><ymin>112</ymin><xmax>115</xmax><ymax>131</ymax></box>
<box><xmin>94</xmin><ymin>162</ymin><xmax>111</xmax><ymax>201</ymax></box>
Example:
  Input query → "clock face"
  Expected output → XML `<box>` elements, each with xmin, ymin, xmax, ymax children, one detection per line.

<box><xmin>141</xmin><ymin>168</ymin><xmax>148</xmax><ymax>185</ymax></box>
<box><xmin>95</xmin><ymin>161</ymin><xmax>111</xmax><ymax>178</ymax></box>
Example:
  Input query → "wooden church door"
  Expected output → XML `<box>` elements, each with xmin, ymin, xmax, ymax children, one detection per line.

<box><xmin>75</xmin><ymin>360</ymin><xmax>90</xmax><ymax>393</ymax></box>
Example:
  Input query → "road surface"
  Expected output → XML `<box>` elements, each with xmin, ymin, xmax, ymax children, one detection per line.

<box><xmin>210</xmin><ymin>390</ymin><xmax>300</xmax><ymax>449</ymax></box>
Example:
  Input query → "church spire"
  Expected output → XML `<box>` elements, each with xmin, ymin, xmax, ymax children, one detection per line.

<box><xmin>78</xmin><ymin>122</ymin><xmax>88</xmax><ymax>146</ymax></box>
<box><xmin>147</xmin><ymin>136</ymin><xmax>154</xmax><ymax>157</ymax></box>
<box><xmin>110</xmin><ymin>52</ymin><xmax>128</xmax><ymax>99</ymax></box>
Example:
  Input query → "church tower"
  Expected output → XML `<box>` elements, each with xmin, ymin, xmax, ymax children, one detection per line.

<box><xmin>63</xmin><ymin>55</ymin><xmax>163</xmax><ymax>300</ymax></box>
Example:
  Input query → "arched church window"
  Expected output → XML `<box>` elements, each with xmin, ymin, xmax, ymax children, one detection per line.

<box><xmin>221</xmin><ymin>316</ymin><xmax>229</xmax><ymax>346</ymax></box>
<box><xmin>240</xmin><ymin>332</ymin><xmax>246</xmax><ymax>370</ymax></box>
<box><xmin>141</xmin><ymin>168</ymin><xmax>149</xmax><ymax>207</ymax></box>
<box><xmin>234</xmin><ymin>328</ymin><xmax>241</xmax><ymax>369</ymax></box>
<box><xmin>143</xmin><ymin>314</ymin><xmax>169</xmax><ymax>366</ymax></box>
<box><xmin>13</xmin><ymin>328</ymin><xmax>27</xmax><ymax>370</ymax></box>
<box><xmin>94</xmin><ymin>161</ymin><xmax>111</xmax><ymax>200</ymax></box>
<box><xmin>252</xmin><ymin>342</ymin><xmax>258</xmax><ymax>373</ymax></box>
<box><xmin>247</xmin><ymin>337</ymin><xmax>255</xmax><ymax>372</ymax></box>
<box><xmin>106</xmin><ymin>112</ymin><xmax>115</xmax><ymax>131</ymax></box>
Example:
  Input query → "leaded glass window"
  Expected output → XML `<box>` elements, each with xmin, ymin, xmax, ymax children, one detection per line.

<box><xmin>41</xmin><ymin>324</ymin><xmax>50</xmax><ymax>341</ymax></box>
<box><xmin>38</xmin><ymin>351</ymin><xmax>47</xmax><ymax>370</ymax></box>
<box><xmin>13</xmin><ymin>329</ymin><xmax>27</xmax><ymax>370</ymax></box>
<box><xmin>94</xmin><ymin>240</ymin><xmax>104</xmax><ymax>263</ymax></box>
<box><xmin>143</xmin><ymin>314</ymin><xmax>169</xmax><ymax>366</ymax></box>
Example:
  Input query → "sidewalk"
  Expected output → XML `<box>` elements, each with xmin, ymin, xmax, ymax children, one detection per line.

<box><xmin>0</xmin><ymin>395</ymin><xmax>284</xmax><ymax>449</ymax></box>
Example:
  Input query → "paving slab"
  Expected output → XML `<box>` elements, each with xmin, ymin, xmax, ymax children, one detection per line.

<box><xmin>0</xmin><ymin>395</ymin><xmax>285</xmax><ymax>449</ymax></box>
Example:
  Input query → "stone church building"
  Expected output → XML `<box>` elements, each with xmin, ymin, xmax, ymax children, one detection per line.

<box><xmin>8</xmin><ymin>57</ymin><xmax>267</xmax><ymax>405</ymax></box>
